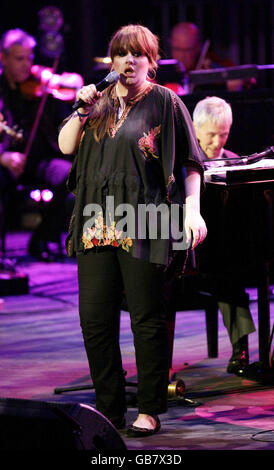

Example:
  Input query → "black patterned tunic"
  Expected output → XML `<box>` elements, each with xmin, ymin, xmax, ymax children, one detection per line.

<box><xmin>65</xmin><ymin>83</ymin><xmax>204</xmax><ymax>265</ymax></box>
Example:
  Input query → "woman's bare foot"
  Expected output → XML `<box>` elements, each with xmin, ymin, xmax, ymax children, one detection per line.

<box><xmin>132</xmin><ymin>414</ymin><xmax>158</xmax><ymax>430</ymax></box>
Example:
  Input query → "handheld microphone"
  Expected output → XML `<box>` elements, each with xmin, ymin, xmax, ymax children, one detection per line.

<box><xmin>72</xmin><ymin>71</ymin><xmax>120</xmax><ymax>111</ymax></box>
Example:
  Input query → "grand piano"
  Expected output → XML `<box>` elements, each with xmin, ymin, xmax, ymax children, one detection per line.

<box><xmin>193</xmin><ymin>150</ymin><xmax>274</xmax><ymax>382</ymax></box>
<box><xmin>173</xmin><ymin>66</ymin><xmax>274</xmax><ymax>379</ymax></box>
<box><xmin>156</xmin><ymin>60</ymin><xmax>274</xmax><ymax>379</ymax></box>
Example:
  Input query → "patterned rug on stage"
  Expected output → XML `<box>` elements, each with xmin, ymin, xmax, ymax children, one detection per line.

<box><xmin>1</xmin><ymin>232</ymin><xmax>274</xmax><ymax>451</ymax></box>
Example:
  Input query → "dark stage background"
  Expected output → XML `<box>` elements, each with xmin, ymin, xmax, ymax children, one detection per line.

<box><xmin>2</xmin><ymin>0</ymin><xmax>273</xmax><ymax>78</ymax></box>
<box><xmin>1</xmin><ymin>0</ymin><xmax>273</xmax><ymax>155</ymax></box>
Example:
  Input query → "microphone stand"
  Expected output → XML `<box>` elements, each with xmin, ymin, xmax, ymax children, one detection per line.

<box><xmin>204</xmin><ymin>146</ymin><xmax>274</xmax><ymax>166</ymax></box>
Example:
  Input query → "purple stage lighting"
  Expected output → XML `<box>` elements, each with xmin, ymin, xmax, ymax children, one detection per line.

<box><xmin>29</xmin><ymin>189</ymin><xmax>53</xmax><ymax>202</ymax></box>
<box><xmin>41</xmin><ymin>189</ymin><xmax>54</xmax><ymax>202</ymax></box>
<box><xmin>30</xmin><ymin>189</ymin><xmax>41</xmax><ymax>202</ymax></box>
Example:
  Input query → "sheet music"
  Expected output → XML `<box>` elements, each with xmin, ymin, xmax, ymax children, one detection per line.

<box><xmin>205</xmin><ymin>158</ymin><xmax>274</xmax><ymax>182</ymax></box>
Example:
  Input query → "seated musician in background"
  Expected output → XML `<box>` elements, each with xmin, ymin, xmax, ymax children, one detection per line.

<box><xmin>0</xmin><ymin>28</ymin><xmax>72</xmax><ymax>260</ymax></box>
<box><xmin>167</xmin><ymin>22</ymin><xmax>244</xmax><ymax>93</ymax></box>
<box><xmin>193</xmin><ymin>96</ymin><xmax>238</xmax><ymax>168</ymax></box>
<box><xmin>193</xmin><ymin>96</ymin><xmax>256</xmax><ymax>375</ymax></box>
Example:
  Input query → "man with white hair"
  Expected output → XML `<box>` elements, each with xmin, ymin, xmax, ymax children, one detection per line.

<box><xmin>193</xmin><ymin>96</ymin><xmax>238</xmax><ymax>168</ymax></box>
<box><xmin>193</xmin><ymin>96</ymin><xmax>256</xmax><ymax>376</ymax></box>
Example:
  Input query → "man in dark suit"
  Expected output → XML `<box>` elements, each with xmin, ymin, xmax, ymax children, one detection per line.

<box><xmin>193</xmin><ymin>96</ymin><xmax>256</xmax><ymax>375</ymax></box>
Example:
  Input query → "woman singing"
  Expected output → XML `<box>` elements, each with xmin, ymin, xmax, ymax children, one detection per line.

<box><xmin>58</xmin><ymin>24</ymin><xmax>207</xmax><ymax>437</ymax></box>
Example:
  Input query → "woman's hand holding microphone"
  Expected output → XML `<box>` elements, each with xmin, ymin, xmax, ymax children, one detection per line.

<box><xmin>75</xmin><ymin>85</ymin><xmax>102</xmax><ymax>116</ymax></box>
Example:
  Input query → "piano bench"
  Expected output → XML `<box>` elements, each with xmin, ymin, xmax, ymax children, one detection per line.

<box><xmin>168</xmin><ymin>286</ymin><xmax>219</xmax><ymax>365</ymax></box>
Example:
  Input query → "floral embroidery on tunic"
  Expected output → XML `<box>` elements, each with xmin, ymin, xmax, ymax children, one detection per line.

<box><xmin>138</xmin><ymin>124</ymin><xmax>161</xmax><ymax>160</ymax></box>
<box><xmin>166</xmin><ymin>173</ymin><xmax>176</xmax><ymax>202</ymax></box>
<box><xmin>170</xmin><ymin>89</ymin><xmax>180</xmax><ymax>120</ymax></box>
<box><xmin>82</xmin><ymin>212</ymin><xmax>133</xmax><ymax>252</ymax></box>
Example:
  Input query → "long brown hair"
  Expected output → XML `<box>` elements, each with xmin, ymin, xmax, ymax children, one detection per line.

<box><xmin>88</xmin><ymin>24</ymin><xmax>159</xmax><ymax>143</ymax></box>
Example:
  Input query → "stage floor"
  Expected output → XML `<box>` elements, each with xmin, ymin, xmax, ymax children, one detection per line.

<box><xmin>0</xmin><ymin>231</ymin><xmax>274</xmax><ymax>453</ymax></box>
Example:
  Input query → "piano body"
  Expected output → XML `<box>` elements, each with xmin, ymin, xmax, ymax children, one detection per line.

<box><xmin>197</xmin><ymin>156</ymin><xmax>274</xmax><ymax>379</ymax></box>
<box><xmin>164</xmin><ymin>72</ymin><xmax>274</xmax><ymax>381</ymax></box>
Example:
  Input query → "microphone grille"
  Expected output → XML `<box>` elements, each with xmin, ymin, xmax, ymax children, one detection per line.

<box><xmin>106</xmin><ymin>70</ymin><xmax>120</xmax><ymax>84</ymax></box>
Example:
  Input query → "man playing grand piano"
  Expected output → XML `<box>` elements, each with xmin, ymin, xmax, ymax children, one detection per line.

<box><xmin>192</xmin><ymin>96</ymin><xmax>256</xmax><ymax>376</ymax></box>
<box><xmin>193</xmin><ymin>96</ymin><xmax>237</xmax><ymax>169</ymax></box>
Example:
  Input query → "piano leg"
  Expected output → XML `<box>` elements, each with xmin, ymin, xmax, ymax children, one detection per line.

<box><xmin>257</xmin><ymin>261</ymin><xmax>271</xmax><ymax>369</ymax></box>
<box><xmin>246</xmin><ymin>261</ymin><xmax>274</xmax><ymax>383</ymax></box>
<box><xmin>244</xmin><ymin>187</ymin><xmax>274</xmax><ymax>382</ymax></box>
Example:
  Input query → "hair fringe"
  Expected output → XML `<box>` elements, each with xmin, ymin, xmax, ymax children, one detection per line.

<box><xmin>88</xmin><ymin>24</ymin><xmax>159</xmax><ymax>142</ymax></box>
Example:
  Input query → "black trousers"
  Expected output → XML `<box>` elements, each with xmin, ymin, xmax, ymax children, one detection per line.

<box><xmin>77</xmin><ymin>247</ymin><xmax>170</xmax><ymax>421</ymax></box>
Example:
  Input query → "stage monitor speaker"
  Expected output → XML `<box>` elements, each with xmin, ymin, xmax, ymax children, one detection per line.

<box><xmin>0</xmin><ymin>398</ymin><xmax>127</xmax><ymax>450</ymax></box>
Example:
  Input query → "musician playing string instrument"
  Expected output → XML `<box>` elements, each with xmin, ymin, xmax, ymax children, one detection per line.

<box><xmin>0</xmin><ymin>28</ymin><xmax>72</xmax><ymax>259</ymax></box>
<box><xmin>168</xmin><ymin>22</ymin><xmax>244</xmax><ymax>93</ymax></box>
